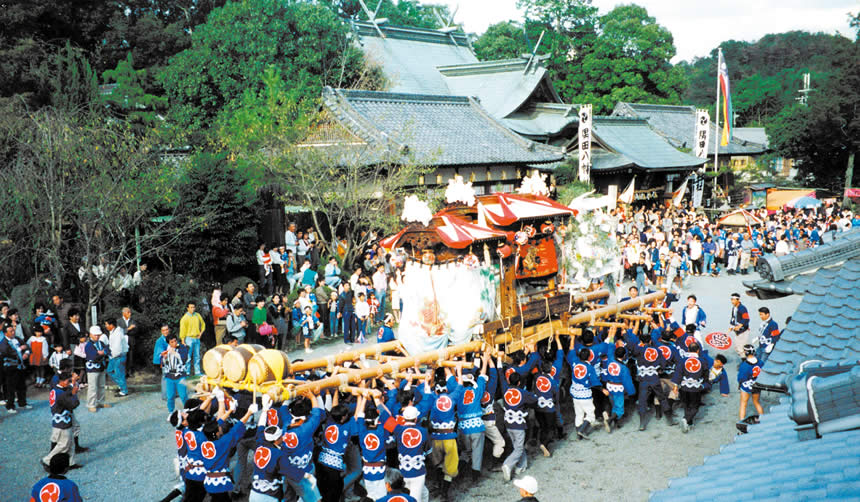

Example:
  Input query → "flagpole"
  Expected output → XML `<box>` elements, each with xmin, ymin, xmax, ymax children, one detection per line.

<box><xmin>712</xmin><ymin>48</ymin><xmax>721</xmax><ymax>210</ymax></box>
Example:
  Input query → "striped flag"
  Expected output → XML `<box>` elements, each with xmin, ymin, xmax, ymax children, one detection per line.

<box><xmin>718</xmin><ymin>53</ymin><xmax>733</xmax><ymax>146</ymax></box>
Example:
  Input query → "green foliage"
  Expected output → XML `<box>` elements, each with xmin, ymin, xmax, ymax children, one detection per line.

<box><xmin>335</xmin><ymin>0</ymin><xmax>447</xmax><ymax>29</ymax></box>
<box><xmin>158</xmin><ymin>0</ymin><xmax>377</xmax><ymax>134</ymax></box>
<box><xmin>134</xmin><ymin>270</ymin><xmax>206</xmax><ymax>359</ymax></box>
<box><xmin>473</xmin><ymin>22</ymin><xmax>529</xmax><ymax>61</ymax></box>
<box><xmin>557</xmin><ymin>180</ymin><xmax>594</xmax><ymax>204</ymax></box>
<box><xmin>101</xmin><ymin>53</ymin><xmax>168</xmax><ymax>129</ymax></box>
<box><xmin>553</xmin><ymin>156</ymin><xmax>579</xmax><ymax>185</ymax></box>
<box><xmin>572</xmin><ymin>4</ymin><xmax>686</xmax><ymax>113</ymax></box>
<box><xmin>167</xmin><ymin>152</ymin><xmax>262</xmax><ymax>281</ymax></box>
<box><xmin>48</xmin><ymin>42</ymin><xmax>100</xmax><ymax>114</ymax></box>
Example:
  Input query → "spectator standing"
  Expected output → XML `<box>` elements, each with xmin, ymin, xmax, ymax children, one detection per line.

<box><xmin>117</xmin><ymin>307</ymin><xmax>138</xmax><ymax>373</ymax></box>
<box><xmin>256</xmin><ymin>243</ymin><xmax>273</xmax><ymax>296</ymax></box>
<box><xmin>227</xmin><ymin>305</ymin><xmax>249</xmax><ymax>345</ymax></box>
<box><xmin>338</xmin><ymin>283</ymin><xmax>356</xmax><ymax>345</ymax></box>
<box><xmin>268</xmin><ymin>294</ymin><xmax>289</xmax><ymax>349</ymax></box>
<box><xmin>301</xmin><ymin>306</ymin><xmax>321</xmax><ymax>353</ymax></box>
<box><xmin>328</xmin><ymin>292</ymin><xmax>339</xmax><ymax>339</ymax></box>
<box><xmin>250</xmin><ymin>296</ymin><xmax>270</xmax><ymax>346</ymax></box>
<box><xmin>242</xmin><ymin>283</ymin><xmax>257</xmax><ymax>312</ymax></box>
<box><xmin>178</xmin><ymin>302</ymin><xmax>205</xmax><ymax>376</ymax></box>
<box><xmin>354</xmin><ymin>293</ymin><xmax>369</xmax><ymax>344</ymax></box>
<box><xmin>1</xmin><ymin>322</ymin><xmax>31</xmax><ymax>412</ymax></box>
<box><xmin>270</xmin><ymin>246</ymin><xmax>285</xmax><ymax>295</ymax></box>
<box><xmin>212</xmin><ymin>297</ymin><xmax>230</xmax><ymax>346</ymax></box>
<box><xmin>296</xmin><ymin>231</ymin><xmax>309</xmax><ymax>266</ymax></box>
<box><xmin>84</xmin><ymin>326</ymin><xmax>110</xmax><ymax>412</ymax></box>
<box><xmin>27</xmin><ymin>325</ymin><xmax>50</xmax><ymax>388</ymax></box>
<box><xmin>372</xmin><ymin>264</ymin><xmax>387</xmax><ymax>324</ymax></box>
<box><xmin>284</xmin><ymin>222</ymin><xmax>298</xmax><ymax>257</ymax></box>
<box><xmin>103</xmin><ymin>318</ymin><xmax>129</xmax><ymax>397</ymax></box>
<box><xmin>160</xmin><ymin>333</ymin><xmax>189</xmax><ymax>414</ymax></box>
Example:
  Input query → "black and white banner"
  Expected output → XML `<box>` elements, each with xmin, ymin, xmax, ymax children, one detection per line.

<box><xmin>578</xmin><ymin>104</ymin><xmax>592</xmax><ymax>183</ymax></box>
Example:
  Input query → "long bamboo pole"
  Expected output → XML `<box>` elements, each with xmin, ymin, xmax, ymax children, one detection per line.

<box><xmin>287</xmin><ymin>340</ymin><xmax>485</xmax><ymax>399</ymax></box>
<box><xmin>289</xmin><ymin>341</ymin><xmax>403</xmax><ymax>373</ymax></box>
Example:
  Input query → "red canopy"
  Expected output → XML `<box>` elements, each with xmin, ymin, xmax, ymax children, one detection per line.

<box><xmin>379</xmin><ymin>214</ymin><xmax>507</xmax><ymax>251</ymax></box>
<box><xmin>479</xmin><ymin>193</ymin><xmax>575</xmax><ymax>226</ymax></box>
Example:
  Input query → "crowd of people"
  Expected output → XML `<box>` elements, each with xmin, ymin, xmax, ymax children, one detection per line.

<box><xmin>612</xmin><ymin>202</ymin><xmax>858</xmax><ymax>292</ymax></box>
<box><xmin>18</xmin><ymin>202</ymin><xmax>859</xmax><ymax>502</ymax></box>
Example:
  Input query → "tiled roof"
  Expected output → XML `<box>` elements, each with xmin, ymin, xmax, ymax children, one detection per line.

<box><xmin>734</xmin><ymin>127</ymin><xmax>769</xmax><ymax>148</ymax></box>
<box><xmin>612</xmin><ymin>102</ymin><xmax>768</xmax><ymax>156</ymax></box>
<box><xmin>321</xmin><ymin>87</ymin><xmax>564</xmax><ymax>167</ymax></box>
<box><xmin>352</xmin><ymin>21</ymin><xmax>477</xmax><ymax>95</ymax></box>
<box><xmin>438</xmin><ymin>58</ymin><xmax>562</xmax><ymax>119</ymax></box>
<box><xmin>501</xmin><ymin>102</ymin><xmax>580</xmax><ymax>141</ymax></box>
<box><xmin>651</xmin><ymin>367</ymin><xmax>860</xmax><ymax>502</ymax></box>
<box><xmin>755</xmin><ymin>257</ymin><xmax>860</xmax><ymax>391</ymax></box>
<box><xmin>587</xmin><ymin>117</ymin><xmax>707</xmax><ymax>172</ymax></box>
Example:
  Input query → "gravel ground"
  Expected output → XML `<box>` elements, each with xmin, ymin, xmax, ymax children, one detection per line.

<box><xmin>1</xmin><ymin>272</ymin><xmax>802</xmax><ymax>501</ymax></box>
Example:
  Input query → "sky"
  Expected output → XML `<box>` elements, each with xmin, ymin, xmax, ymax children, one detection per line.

<box><xmin>429</xmin><ymin>0</ymin><xmax>857</xmax><ymax>62</ymax></box>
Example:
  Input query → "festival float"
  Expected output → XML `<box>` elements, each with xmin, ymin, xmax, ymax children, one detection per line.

<box><xmin>199</xmin><ymin>174</ymin><xmax>663</xmax><ymax>401</ymax></box>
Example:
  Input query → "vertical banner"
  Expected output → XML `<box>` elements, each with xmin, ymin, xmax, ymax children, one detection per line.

<box><xmin>692</xmin><ymin>172</ymin><xmax>705</xmax><ymax>208</ymax></box>
<box><xmin>694</xmin><ymin>109</ymin><xmax>710</xmax><ymax>159</ymax></box>
<box><xmin>578</xmin><ymin>104</ymin><xmax>592</xmax><ymax>183</ymax></box>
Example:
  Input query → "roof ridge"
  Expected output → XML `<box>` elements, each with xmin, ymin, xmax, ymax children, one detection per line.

<box><xmin>338</xmin><ymin>89</ymin><xmax>471</xmax><ymax>104</ymax></box>
<box><xmin>352</xmin><ymin>20</ymin><xmax>471</xmax><ymax>46</ymax></box>
<box><xmin>322</xmin><ymin>87</ymin><xmax>402</xmax><ymax>152</ymax></box>
<box><xmin>437</xmin><ymin>58</ymin><xmax>532</xmax><ymax>76</ymax></box>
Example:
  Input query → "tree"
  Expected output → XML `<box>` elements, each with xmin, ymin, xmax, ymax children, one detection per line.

<box><xmin>217</xmin><ymin>70</ymin><xmax>427</xmax><ymax>268</ymax></box>
<box><xmin>473</xmin><ymin>22</ymin><xmax>529</xmax><ymax>61</ymax></box>
<box><xmin>767</xmin><ymin>41</ymin><xmax>859</xmax><ymax>190</ymax></box>
<box><xmin>159</xmin><ymin>0</ymin><xmax>382</xmax><ymax>134</ymax></box>
<box><xmin>572</xmin><ymin>4</ymin><xmax>686</xmax><ymax>113</ymax></box>
<box><xmin>0</xmin><ymin>109</ymin><xmax>197</xmax><ymax>323</ymax></box>
<box><xmin>165</xmin><ymin>152</ymin><xmax>262</xmax><ymax>280</ymax></box>
<box><xmin>101</xmin><ymin>53</ymin><xmax>168</xmax><ymax>129</ymax></box>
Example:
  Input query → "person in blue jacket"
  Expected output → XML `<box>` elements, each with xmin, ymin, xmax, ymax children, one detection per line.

<box><xmin>737</xmin><ymin>345</ymin><xmax>764</xmax><ymax>422</ymax></box>
<box><xmin>601</xmin><ymin>346</ymin><xmax>635</xmax><ymax>432</ymax></box>
<box><xmin>200</xmin><ymin>390</ymin><xmax>258</xmax><ymax>501</ymax></box>
<box><xmin>754</xmin><ymin>307</ymin><xmax>780</xmax><ymax>364</ymax></box>
<box><xmin>705</xmin><ymin>354</ymin><xmax>731</xmax><ymax>396</ymax></box>
<box><xmin>31</xmin><ymin>453</ymin><xmax>83</xmax><ymax>502</ymax></box>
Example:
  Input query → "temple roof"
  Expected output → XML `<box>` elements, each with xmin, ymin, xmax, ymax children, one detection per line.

<box><xmin>612</xmin><ymin>102</ymin><xmax>768</xmax><ymax>156</ymax></box>
<box><xmin>321</xmin><ymin>87</ymin><xmax>564</xmax><ymax>167</ymax></box>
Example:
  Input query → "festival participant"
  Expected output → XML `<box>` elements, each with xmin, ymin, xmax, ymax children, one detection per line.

<box><xmin>377</xmin><ymin>468</ymin><xmax>418</xmax><ymax>502</ymax></box>
<box><xmin>481</xmin><ymin>356</ymin><xmax>505</xmax><ymax>469</ymax></box>
<box><xmin>737</xmin><ymin>345</ymin><xmax>764</xmax><ymax>422</ymax></box>
<box><xmin>183</xmin><ymin>406</ymin><xmax>211</xmax><ymax>502</ymax></box>
<box><xmin>282</xmin><ymin>392</ymin><xmax>324</xmax><ymax>502</ymax></box>
<box><xmin>513</xmin><ymin>475</ymin><xmax>540</xmax><ymax>502</ymax></box>
<box><xmin>499</xmin><ymin>367</ymin><xmax>537</xmax><ymax>482</ymax></box>
<box><xmin>354</xmin><ymin>394</ymin><xmax>390</xmax><ymax>500</ymax></box>
<box><xmin>672</xmin><ymin>342</ymin><xmax>709</xmax><ymax>433</ymax></box>
<box><xmin>425</xmin><ymin>366</ymin><xmax>463</xmax><ymax>502</ymax></box>
<box><xmin>317</xmin><ymin>394</ymin><xmax>359</xmax><ymax>502</ymax></box>
<box><xmin>624</xmin><ymin>330</ymin><xmax>675</xmax><ymax>430</ymax></box>
<box><xmin>601</xmin><ymin>346</ymin><xmax>635</xmax><ymax>432</ymax></box>
<box><xmin>31</xmin><ymin>453</ymin><xmax>83</xmax><ymax>502</ymax></box>
<box><xmin>200</xmin><ymin>393</ymin><xmax>258</xmax><ymax>502</ymax></box>
<box><xmin>679</xmin><ymin>295</ymin><xmax>707</xmax><ymax>343</ymax></box>
<box><xmin>755</xmin><ymin>307</ymin><xmax>780</xmax><ymax>364</ymax></box>
<box><xmin>42</xmin><ymin>371</ymin><xmax>83</xmax><ymax>471</ymax></box>
<box><xmin>656</xmin><ymin>329</ymin><xmax>681</xmax><ymax>408</ymax></box>
<box><xmin>160</xmin><ymin>333</ymin><xmax>189</xmax><ymax>414</ymax></box>
<box><xmin>83</xmin><ymin>326</ymin><xmax>110</xmax><ymax>412</ymax></box>
<box><xmin>728</xmin><ymin>293</ymin><xmax>751</xmax><ymax>358</ymax></box>
<box><xmin>385</xmin><ymin>405</ymin><xmax>430</xmax><ymax>502</ymax></box>
<box><xmin>566</xmin><ymin>347</ymin><xmax>601</xmax><ymax>439</ymax></box>
<box><xmin>454</xmin><ymin>353</ymin><xmax>490</xmax><ymax>480</ymax></box>
<box><xmin>533</xmin><ymin>347</ymin><xmax>563</xmax><ymax>455</ymax></box>
<box><xmin>705</xmin><ymin>354</ymin><xmax>731</xmax><ymax>396</ymax></box>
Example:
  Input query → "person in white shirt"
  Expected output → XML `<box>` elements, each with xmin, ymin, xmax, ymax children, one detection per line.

<box><xmin>354</xmin><ymin>293</ymin><xmax>370</xmax><ymax>343</ymax></box>
<box><xmin>103</xmin><ymin>318</ymin><xmax>129</xmax><ymax>397</ymax></box>
<box><xmin>284</xmin><ymin>222</ymin><xmax>298</xmax><ymax>256</ymax></box>
<box><xmin>774</xmin><ymin>236</ymin><xmax>790</xmax><ymax>257</ymax></box>
<box><xmin>371</xmin><ymin>264</ymin><xmax>387</xmax><ymax>324</ymax></box>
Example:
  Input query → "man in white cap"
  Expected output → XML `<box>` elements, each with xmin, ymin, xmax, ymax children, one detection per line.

<box><xmin>384</xmin><ymin>405</ymin><xmax>430</xmax><ymax>502</ymax></box>
<box><xmin>514</xmin><ymin>475</ymin><xmax>539</xmax><ymax>501</ymax></box>
<box><xmin>84</xmin><ymin>326</ymin><xmax>111</xmax><ymax>412</ymax></box>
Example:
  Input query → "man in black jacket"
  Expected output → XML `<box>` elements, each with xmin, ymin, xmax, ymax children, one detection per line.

<box><xmin>0</xmin><ymin>322</ymin><xmax>31</xmax><ymax>413</ymax></box>
<box><xmin>337</xmin><ymin>282</ymin><xmax>355</xmax><ymax>346</ymax></box>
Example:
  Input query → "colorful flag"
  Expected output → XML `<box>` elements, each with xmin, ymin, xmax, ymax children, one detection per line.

<box><xmin>718</xmin><ymin>54</ymin><xmax>732</xmax><ymax>146</ymax></box>
<box><xmin>672</xmin><ymin>176</ymin><xmax>689</xmax><ymax>208</ymax></box>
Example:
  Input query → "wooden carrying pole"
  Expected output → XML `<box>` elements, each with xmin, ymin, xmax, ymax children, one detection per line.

<box><xmin>289</xmin><ymin>341</ymin><xmax>403</xmax><ymax>372</ymax></box>
<box><xmin>286</xmin><ymin>341</ymin><xmax>485</xmax><ymax>400</ymax></box>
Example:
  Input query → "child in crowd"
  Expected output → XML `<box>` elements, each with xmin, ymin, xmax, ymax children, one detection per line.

<box><xmin>72</xmin><ymin>333</ymin><xmax>88</xmax><ymax>388</ymax></box>
<box><xmin>49</xmin><ymin>344</ymin><xmax>68</xmax><ymax>377</ymax></box>
<box><xmin>367</xmin><ymin>292</ymin><xmax>379</xmax><ymax>329</ymax></box>
<box><xmin>301</xmin><ymin>306</ymin><xmax>321</xmax><ymax>353</ymax></box>
<box><xmin>27</xmin><ymin>326</ymin><xmax>50</xmax><ymax>388</ymax></box>
<box><xmin>328</xmin><ymin>291</ymin><xmax>339</xmax><ymax>339</ymax></box>
<box><xmin>354</xmin><ymin>292</ymin><xmax>369</xmax><ymax>343</ymax></box>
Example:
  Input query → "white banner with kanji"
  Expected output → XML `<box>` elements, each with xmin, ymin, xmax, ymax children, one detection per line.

<box><xmin>694</xmin><ymin>109</ymin><xmax>710</xmax><ymax>159</ymax></box>
<box><xmin>578</xmin><ymin>104</ymin><xmax>593</xmax><ymax>182</ymax></box>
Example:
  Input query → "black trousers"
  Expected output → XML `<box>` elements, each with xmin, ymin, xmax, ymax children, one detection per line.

<box><xmin>679</xmin><ymin>390</ymin><xmax>702</xmax><ymax>424</ymax></box>
<box><xmin>182</xmin><ymin>479</ymin><xmax>205</xmax><ymax>502</ymax></box>
<box><xmin>636</xmin><ymin>380</ymin><xmax>668</xmax><ymax>415</ymax></box>
<box><xmin>536</xmin><ymin>410</ymin><xmax>556</xmax><ymax>445</ymax></box>
<box><xmin>317</xmin><ymin>463</ymin><xmax>344</xmax><ymax>502</ymax></box>
<box><xmin>2</xmin><ymin>366</ymin><xmax>26</xmax><ymax>409</ymax></box>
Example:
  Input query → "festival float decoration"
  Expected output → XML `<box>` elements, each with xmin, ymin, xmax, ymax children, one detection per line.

<box><xmin>199</xmin><ymin>178</ymin><xmax>660</xmax><ymax>402</ymax></box>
